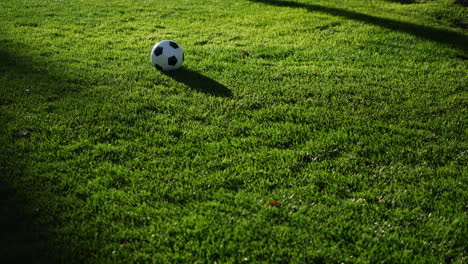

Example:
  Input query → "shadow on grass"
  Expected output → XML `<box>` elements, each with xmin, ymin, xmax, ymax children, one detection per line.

<box><xmin>164</xmin><ymin>68</ymin><xmax>233</xmax><ymax>97</ymax></box>
<box><xmin>0</xmin><ymin>142</ymin><xmax>50</xmax><ymax>264</ymax></box>
<box><xmin>249</xmin><ymin>0</ymin><xmax>468</xmax><ymax>52</ymax></box>
<box><xmin>0</xmin><ymin>47</ymin><xmax>71</xmax><ymax>264</ymax></box>
<box><xmin>0</xmin><ymin>49</ymin><xmax>46</xmax><ymax>80</ymax></box>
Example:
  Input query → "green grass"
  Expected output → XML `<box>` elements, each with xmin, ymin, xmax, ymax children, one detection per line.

<box><xmin>0</xmin><ymin>0</ymin><xmax>467</xmax><ymax>263</ymax></box>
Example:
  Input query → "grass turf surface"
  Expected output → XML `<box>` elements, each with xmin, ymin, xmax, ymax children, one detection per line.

<box><xmin>0</xmin><ymin>0</ymin><xmax>467</xmax><ymax>262</ymax></box>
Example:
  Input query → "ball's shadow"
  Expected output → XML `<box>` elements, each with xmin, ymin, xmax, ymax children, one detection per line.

<box><xmin>164</xmin><ymin>68</ymin><xmax>232</xmax><ymax>97</ymax></box>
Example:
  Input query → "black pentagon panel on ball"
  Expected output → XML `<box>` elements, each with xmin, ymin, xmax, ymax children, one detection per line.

<box><xmin>155</xmin><ymin>64</ymin><xmax>163</xmax><ymax>71</ymax></box>
<box><xmin>169</xmin><ymin>41</ymin><xmax>179</xmax><ymax>49</ymax></box>
<box><xmin>154</xmin><ymin>47</ymin><xmax>163</xmax><ymax>56</ymax></box>
<box><xmin>168</xmin><ymin>56</ymin><xmax>178</xmax><ymax>66</ymax></box>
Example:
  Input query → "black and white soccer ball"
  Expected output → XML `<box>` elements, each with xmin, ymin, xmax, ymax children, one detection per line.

<box><xmin>151</xmin><ymin>40</ymin><xmax>184</xmax><ymax>71</ymax></box>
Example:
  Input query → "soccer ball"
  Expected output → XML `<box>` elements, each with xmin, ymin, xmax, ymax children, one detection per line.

<box><xmin>151</xmin><ymin>40</ymin><xmax>184</xmax><ymax>71</ymax></box>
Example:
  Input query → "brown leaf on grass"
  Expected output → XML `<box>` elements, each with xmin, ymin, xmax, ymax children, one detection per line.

<box><xmin>240</xmin><ymin>50</ymin><xmax>250</xmax><ymax>57</ymax></box>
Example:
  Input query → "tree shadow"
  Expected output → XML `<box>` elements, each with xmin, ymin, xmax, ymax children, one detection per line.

<box><xmin>0</xmin><ymin>46</ymin><xmax>84</xmax><ymax>264</ymax></box>
<box><xmin>0</xmin><ymin>147</ymin><xmax>53</xmax><ymax>264</ymax></box>
<box><xmin>0</xmin><ymin>49</ymin><xmax>51</xmax><ymax>86</ymax></box>
<box><xmin>163</xmin><ymin>68</ymin><xmax>233</xmax><ymax>97</ymax></box>
<box><xmin>249</xmin><ymin>0</ymin><xmax>468</xmax><ymax>52</ymax></box>
<box><xmin>0</xmin><ymin>47</ymin><xmax>84</xmax><ymax>98</ymax></box>
<box><xmin>0</xmin><ymin>50</ymin><xmax>56</xmax><ymax>263</ymax></box>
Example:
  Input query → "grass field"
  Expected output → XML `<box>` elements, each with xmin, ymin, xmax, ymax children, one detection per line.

<box><xmin>0</xmin><ymin>0</ymin><xmax>467</xmax><ymax>263</ymax></box>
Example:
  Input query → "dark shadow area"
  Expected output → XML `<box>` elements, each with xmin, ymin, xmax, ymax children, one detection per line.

<box><xmin>0</xmin><ymin>49</ymin><xmax>47</xmax><ymax>81</ymax></box>
<box><xmin>249</xmin><ymin>0</ymin><xmax>468</xmax><ymax>52</ymax></box>
<box><xmin>0</xmin><ymin>48</ymin><xmax>76</xmax><ymax>97</ymax></box>
<box><xmin>455</xmin><ymin>0</ymin><xmax>468</xmax><ymax>7</ymax></box>
<box><xmin>164</xmin><ymin>68</ymin><xmax>233</xmax><ymax>97</ymax></box>
<box><xmin>0</xmin><ymin>46</ymin><xmax>77</xmax><ymax>264</ymax></box>
<box><xmin>0</xmin><ymin>48</ymin><xmax>58</xmax><ymax>264</ymax></box>
<box><xmin>0</xmin><ymin>145</ymin><xmax>52</xmax><ymax>264</ymax></box>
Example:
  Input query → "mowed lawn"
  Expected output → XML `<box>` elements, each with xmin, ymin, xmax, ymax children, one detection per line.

<box><xmin>0</xmin><ymin>0</ymin><xmax>467</xmax><ymax>263</ymax></box>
